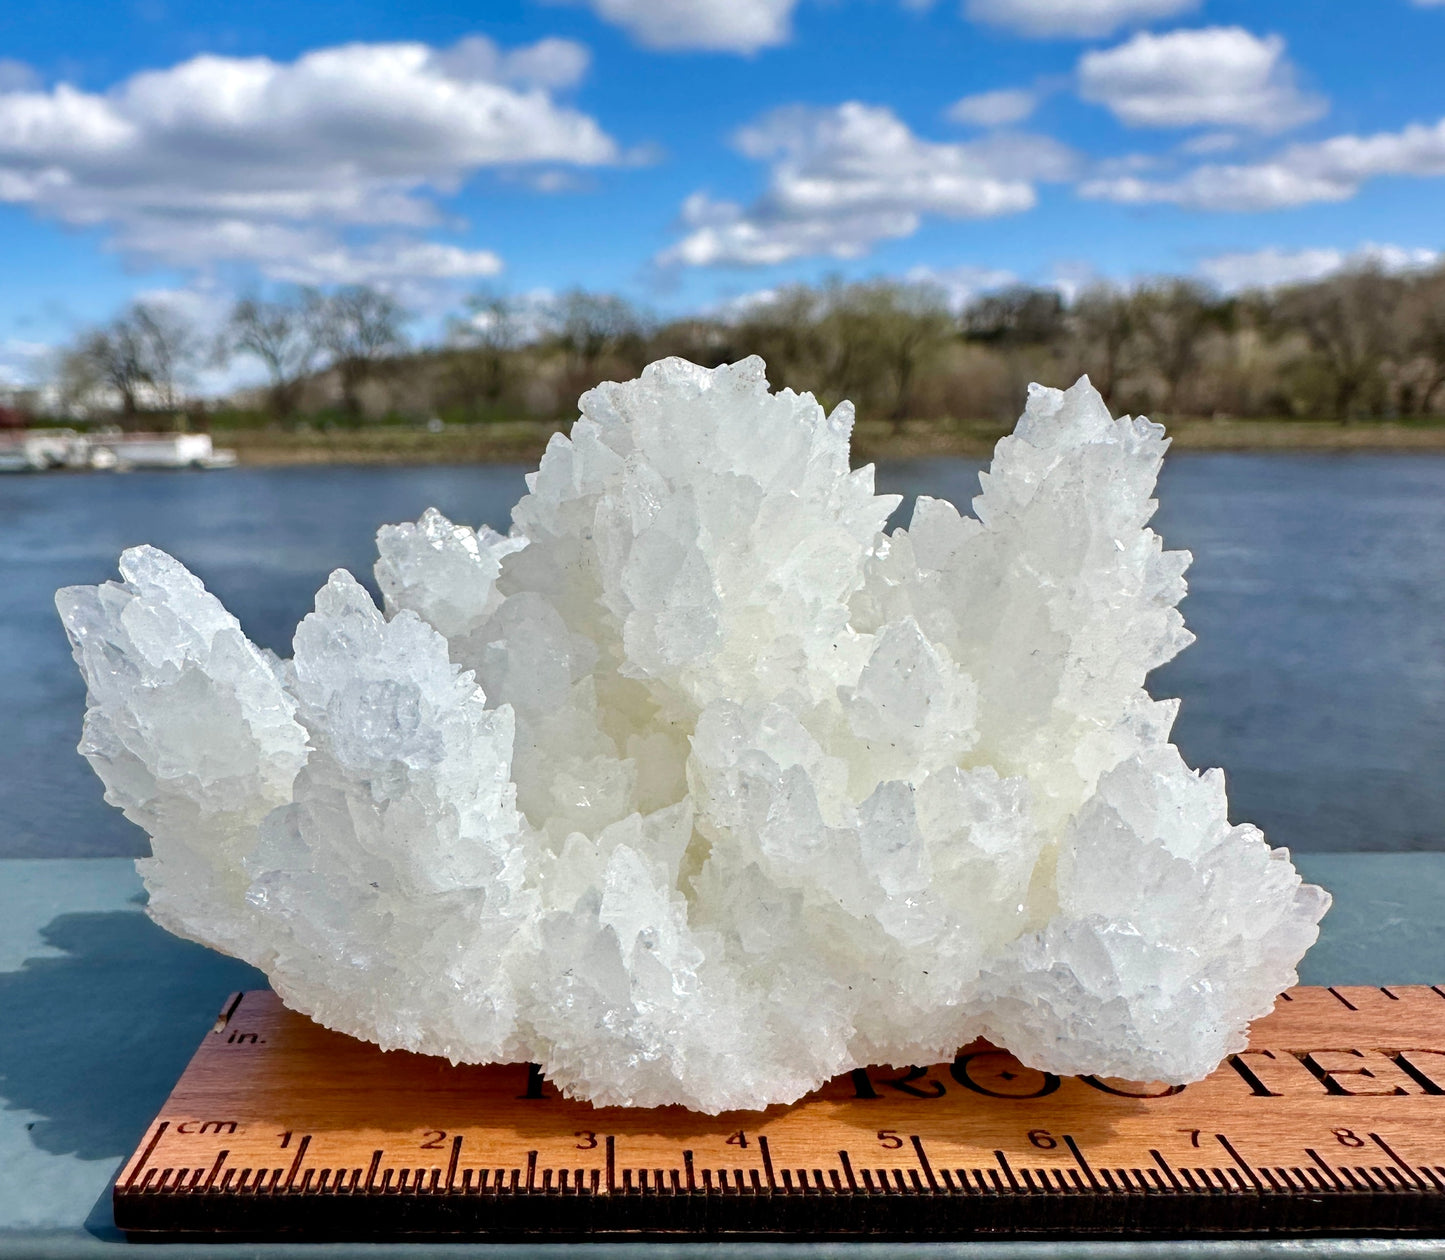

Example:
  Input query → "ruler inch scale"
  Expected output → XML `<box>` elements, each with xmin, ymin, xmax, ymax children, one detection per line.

<box><xmin>115</xmin><ymin>986</ymin><xmax>1445</xmax><ymax>1241</ymax></box>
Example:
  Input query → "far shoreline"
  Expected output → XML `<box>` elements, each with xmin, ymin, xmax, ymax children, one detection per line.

<box><xmin>213</xmin><ymin>415</ymin><xmax>1445</xmax><ymax>467</ymax></box>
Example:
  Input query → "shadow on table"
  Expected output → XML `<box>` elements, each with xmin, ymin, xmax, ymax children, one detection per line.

<box><xmin>0</xmin><ymin>907</ymin><xmax>264</xmax><ymax>1161</ymax></box>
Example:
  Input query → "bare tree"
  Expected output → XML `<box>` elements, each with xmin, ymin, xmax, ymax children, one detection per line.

<box><xmin>812</xmin><ymin>279</ymin><xmax>890</xmax><ymax>412</ymax></box>
<box><xmin>731</xmin><ymin>285</ymin><xmax>827</xmax><ymax>393</ymax></box>
<box><xmin>445</xmin><ymin>289</ymin><xmax>524</xmax><ymax>409</ymax></box>
<box><xmin>963</xmin><ymin>286</ymin><xmax>1066</xmax><ymax>345</ymax></box>
<box><xmin>825</xmin><ymin>280</ymin><xmax>955</xmax><ymax>422</ymax></box>
<box><xmin>879</xmin><ymin>283</ymin><xmax>956</xmax><ymax>422</ymax></box>
<box><xmin>649</xmin><ymin>315</ymin><xmax>738</xmax><ymax>370</ymax></box>
<box><xmin>1399</xmin><ymin>270</ymin><xmax>1445</xmax><ymax>415</ymax></box>
<box><xmin>1070</xmin><ymin>285</ymin><xmax>1136</xmax><ymax>407</ymax></box>
<box><xmin>134</xmin><ymin>303</ymin><xmax>194</xmax><ymax>414</ymax></box>
<box><xmin>1133</xmin><ymin>279</ymin><xmax>1218</xmax><ymax>415</ymax></box>
<box><xmin>61</xmin><ymin>302</ymin><xmax>195</xmax><ymax>423</ymax></box>
<box><xmin>65</xmin><ymin>327</ymin><xmax>147</xmax><ymax>420</ymax></box>
<box><xmin>226</xmin><ymin>290</ymin><xmax>318</xmax><ymax>420</ymax></box>
<box><xmin>1268</xmin><ymin>267</ymin><xmax>1402</xmax><ymax>420</ymax></box>
<box><xmin>549</xmin><ymin>290</ymin><xmax>647</xmax><ymax>374</ymax></box>
<box><xmin>310</xmin><ymin>286</ymin><xmax>408</xmax><ymax>418</ymax></box>
<box><xmin>55</xmin><ymin>340</ymin><xmax>113</xmax><ymax>419</ymax></box>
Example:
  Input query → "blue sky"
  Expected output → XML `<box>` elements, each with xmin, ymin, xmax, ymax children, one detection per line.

<box><xmin>2</xmin><ymin>0</ymin><xmax>1444</xmax><ymax>384</ymax></box>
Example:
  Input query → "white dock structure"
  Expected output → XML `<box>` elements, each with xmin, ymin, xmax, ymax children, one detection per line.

<box><xmin>0</xmin><ymin>430</ymin><xmax>237</xmax><ymax>472</ymax></box>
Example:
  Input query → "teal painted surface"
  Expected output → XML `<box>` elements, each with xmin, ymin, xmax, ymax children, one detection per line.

<box><xmin>0</xmin><ymin>855</ymin><xmax>1441</xmax><ymax>1256</ymax></box>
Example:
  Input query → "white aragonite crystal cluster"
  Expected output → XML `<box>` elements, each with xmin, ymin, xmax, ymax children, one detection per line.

<box><xmin>58</xmin><ymin>358</ymin><xmax>1329</xmax><ymax>1113</ymax></box>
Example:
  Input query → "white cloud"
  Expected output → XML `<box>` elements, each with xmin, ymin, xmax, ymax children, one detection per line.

<box><xmin>905</xmin><ymin>263</ymin><xmax>1017</xmax><ymax>310</ymax></box>
<box><xmin>269</xmin><ymin>240</ymin><xmax>504</xmax><ymax>287</ymax></box>
<box><xmin>1078</xmin><ymin>28</ymin><xmax>1324</xmax><ymax>132</ymax></box>
<box><xmin>431</xmin><ymin>35</ymin><xmax>592</xmax><ymax>88</ymax></box>
<box><xmin>1081</xmin><ymin>116</ymin><xmax>1445</xmax><ymax>210</ymax></box>
<box><xmin>0</xmin><ymin>36</ymin><xmax>617</xmax><ymax>289</ymax></box>
<box><xmin>1091</xmin><ymin>150</ymin><xmax>1164</xmax><ymax>176</ymax></box>
<box><xmin>965</xmin><ymin>0</ymin><xmax>1199</xmax><ymax>39</ymax></box>
<box><xmin>135</xmin><ymin>284</ymin><xmax>237</xmax><ymax>353</ymax></box>
<box><xmin>663</xmin><ymin>194</ymin><xmax>921</xmax><ymax>267</ymax></box>
<box><xmin>1082</xmin><ymin>168</ymin><xmax>1337</xmax><ymax>210</ymax></box>
<box><xmin>113</xmin><ymin>222</ymin><xmax>502</xmax><ymax>289</ymax></box>
<box><xmin>661</xmin><ymin>102</ymin><xmax>1074</xmax><ymax>266</ymax></box>
<box><xmin>946</xmin><ymin>88</ymin><xmax>1038</xmax><ymax>127</ymax></box>
<box><xmin>1180</xmin><ymin>131</ymin><xmax>1239</xmax><ymax>155</ymax></box>
<box><xmin>1198</xmin><ymin>243</ymin><xmax>1440</xmax><ymax>292</ymax></box>
<box><xmin>564</xmin><ymin>0</ymin><xmax>797</xmax><ymax>52</ymax></box>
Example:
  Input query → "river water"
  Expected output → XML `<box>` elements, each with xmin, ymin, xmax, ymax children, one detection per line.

<box><xmin>3</xmin><ymin>454</ymin><xmax>1442</xmax><ymax>857</ymax></box>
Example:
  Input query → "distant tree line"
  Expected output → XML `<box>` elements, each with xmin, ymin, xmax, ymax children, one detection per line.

<box><xmin>49</xmin><ymin>286</ymin><xmax>408</xmax><ymax>426</ymax></box>
<box><xmin>34</xmin><ymin>261</ymin><xmax>1445</xmax><ymax>429</ymax></box>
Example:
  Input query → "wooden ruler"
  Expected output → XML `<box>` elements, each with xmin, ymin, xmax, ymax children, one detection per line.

<box><xmin>114</xmin><ymin>986</ymin><xmax>1445</xmax><ymax>1241</ymax></box>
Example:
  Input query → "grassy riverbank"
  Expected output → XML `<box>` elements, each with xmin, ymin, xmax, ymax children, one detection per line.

<box><xmin>220</xmin><ymin>421</ymin><xmax>566</xmax><ymax>466</ymax></box>
<box><xmin>218</xmin><ymin>415</ymin><xmax>1445</xmax><ymax>467</ymax></box>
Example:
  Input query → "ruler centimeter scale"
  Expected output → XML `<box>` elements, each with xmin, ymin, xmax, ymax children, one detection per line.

<box><xmin>115</xmin><ymin>986</ymin><xmax>1445</xmax><ymax>1241</ymax></box>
